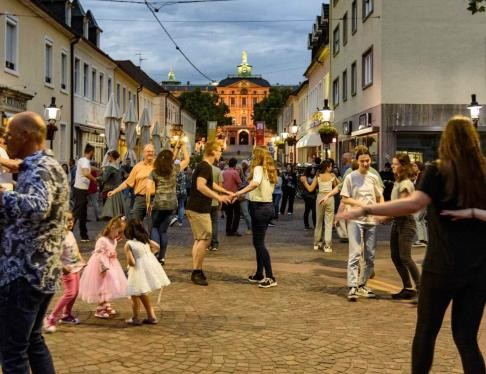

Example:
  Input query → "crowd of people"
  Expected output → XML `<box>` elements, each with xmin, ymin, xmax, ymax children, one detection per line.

<box><xmin>0</xmin><ymin>111</ymin><xmax>485</xmax><ymax>374</ymax></box>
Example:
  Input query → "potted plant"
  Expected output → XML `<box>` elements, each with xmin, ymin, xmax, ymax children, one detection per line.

<box><xmin>318</xmin><ymin>124</ymin><xmax>339</xmax><ymax>145</ymax></box>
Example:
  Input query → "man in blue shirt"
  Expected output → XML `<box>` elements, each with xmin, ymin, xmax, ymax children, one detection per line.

<box><xmin>0</xmin><ymin>112</ymin><xmax>69</xmax><ymax>374</ymax></box>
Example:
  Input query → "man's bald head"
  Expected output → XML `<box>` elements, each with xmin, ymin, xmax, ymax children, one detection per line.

<box><xmin>7</xmin><ymin>111</ymin><xmax>46</xmax><ymax>159</ymax></box>
<box><xmin>9</xmin><ymin>112</ymin><xmax>46</xmax><ymax>144</ymax></box>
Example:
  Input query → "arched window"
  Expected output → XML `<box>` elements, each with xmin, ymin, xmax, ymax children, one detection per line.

<box><xmin>240</xmin><ymin>88</ymin><xmax>248</xmax><ymax>95</ymax></box>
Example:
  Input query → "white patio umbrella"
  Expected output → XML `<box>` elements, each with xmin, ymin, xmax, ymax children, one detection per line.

<box><xmin>102</xmin><ymin>93</ymin><xmax>122</xmax><ymax>166</ymax></box>
<box><xmin>124</xmin><ymin>99</ymin><xmax>138</xmax><ymax>164</ymax></box>
<box><xmin>139</xmin><ymin>107</ymin><xmax>151</xmax><ymax>149</ymax></box>
<box><xmin>152</xmin><ymin>121</ymin><xmax>162</xmax><ymax>155</ymax></box>
<box><xmin>161</xmin><ymin>122</ymin><xmax>171</xmax><ymax>150</ymax></box>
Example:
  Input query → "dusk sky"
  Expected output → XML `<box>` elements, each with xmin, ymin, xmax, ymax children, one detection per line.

<box><xmin>83</xmin><ymin>0</ymin><xmax>325</xmax><ymax>86</ymax></box>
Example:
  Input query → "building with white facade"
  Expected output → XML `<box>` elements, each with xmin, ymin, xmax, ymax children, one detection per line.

<box><xmin>330</xmin><ymin>0</ymin><xmax>486</xmax><ymax>166</ymax></box>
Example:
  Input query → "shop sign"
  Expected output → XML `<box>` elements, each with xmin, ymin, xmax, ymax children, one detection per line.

<box><xmin>255</xmin><ymin>121</ymin><xmax>265</xmax><ymax>146</ymax></box>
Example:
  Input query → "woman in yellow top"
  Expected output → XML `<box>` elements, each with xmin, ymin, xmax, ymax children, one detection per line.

<box><xmin>235</xmin><ymin>147</ymin><xmax>278</xmax><ymax>288</ymax></box>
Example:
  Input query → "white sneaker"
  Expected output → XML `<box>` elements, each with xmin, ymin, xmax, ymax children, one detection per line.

<box><xmin>258</xmin><ymin>278</ymin><xmax>278</xmax><ymax>288</ymax></box>
<box><xmin>357</xmin><ymin>286</ymin><xmax>376</xmax><ymax>298</ymax></box>
<box><xmin>412</xmin><ymin>241</ymin><xmax>426</xmax><ymax>247</ymax></box>
<box><xmin>323</xmin><ymin>244</ymin><xmax>332</xmax><ymax>253</ymax></box>
<box><xmin>313</xmin><ymin>244</ymin><xmax>320</xmax><ymax>251</ymax></box>
<box><xmin>169</xmin><ymin>217</ymin><xmax>178</xmax><ymax>227</ymax></box>
<box><xmin>347</xmin><ymin>287</ymin><xmax>358</xmax><ymax>301</ymax></box>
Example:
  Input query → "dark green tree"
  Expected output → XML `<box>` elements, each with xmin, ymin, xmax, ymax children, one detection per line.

<box><xmin>178</xmin><ymin>88</ymin><xmax>232</xmax><ymax>138</ymax></box>
<box><xmin>467</xmin><ymin>0</ymin><xmax>485</xmax><ymax>13</ymax></box>
<box><xmin>252</xmin><ymin>87</ymin><xmax>293</xmax><ymax>132</ymax></box>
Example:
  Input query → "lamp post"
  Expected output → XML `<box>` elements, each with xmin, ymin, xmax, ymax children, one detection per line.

<box><xmin>43</xmin><ymin>97</ymin><xmax>61</xmax><ymax>149</ymax></box>
<box><xmin>281</xmin><ymin>119</ymin><xmax>298</xmax><ymax>165</ymax></box>
<box><xmin>317</xmin><ymin>99</ymin><xmax>335</xmax><ymax>160</ymax></box>
<box><xmin>468</xmin><ymin>94</ymin><xmax>482</xmax><ymax>128</ymax></box>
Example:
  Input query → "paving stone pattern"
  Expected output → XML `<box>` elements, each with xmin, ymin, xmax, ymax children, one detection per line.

<box><xmin>46</xmin><ymin>202</ymin><xmax>485</xmax><ymax>373</ymax></box>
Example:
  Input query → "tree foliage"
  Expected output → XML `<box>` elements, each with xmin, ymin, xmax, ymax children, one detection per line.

<box><xmin>252</xmin><ymin>87</ymin><xmax>293</xmax><ymax>132</ymax></box>
<box><xmin>467</xmin><ymin>0</ymin><xmax>485</xmax><ymax>13</ymax></box>
<box><xmin>178</xmin><ymin>89</ymin><xmax>232</xmax><ymax>138</ymax></box>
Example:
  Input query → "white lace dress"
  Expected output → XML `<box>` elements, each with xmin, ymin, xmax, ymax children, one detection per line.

<box><xmin>126</xmin><ymin>240</ymin><xmax>171</xmax><ymax>296</ymax></box>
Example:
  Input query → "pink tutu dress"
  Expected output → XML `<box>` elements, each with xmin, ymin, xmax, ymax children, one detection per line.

<box><xmin>79</xmin><ymin>236</ymin><xmax>128</xmax><ymax>303</ymax></box>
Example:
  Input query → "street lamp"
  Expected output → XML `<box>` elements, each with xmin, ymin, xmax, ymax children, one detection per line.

<box><xmin>468</xmin><ymin>94</ymin><xmax>482</xmax><ymax>128</ymax></box>
<box><xmin>319</xmin><ymin>99</ymin><xmax>334</xmax><ymax>124</ymax></box>
<box><xmin>282</xmin><ymin>119</ymin><xmax>299</xmax><ymax>165</ymax></box>
<box><xmin>316</xmin><ymin>99</ymin><xmax>336</xmax><ymax>160</ymax></box>
<box><xmin>43</xmin><ymin>97</ymin><xmax>61</xmax><ymax>149</ymax></box>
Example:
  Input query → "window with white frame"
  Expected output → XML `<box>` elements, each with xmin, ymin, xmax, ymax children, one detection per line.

<box><xmin>91</xmin><ymin>68</ymin><xmax>96</xmax><ymax>101</ymax></box>
<box><xmin>342</xmin><ymin>70</ymin><xmax>348</xmax><ymax>102</ymax></box>
<box><xmin>45</xmin><ymin>39</ymin><xmax>53</xmax><ymax>84</ymax></box>
<box><xmin>352</xmin><ymin>0</ymin><xmax>358</xmax><ymax>33</ymax></box>
<box><xmin>74</xmin><ymin>58</ymin><xmax>80</xmax><ymax>94</ymax></box>
<box><xmin>333</xmin><ymin>77</ymin><xmax>340</xmax><ymax>107</ymax></box>
<box><xmin>83</xmin><ymin>18</ymin><xmax>89</xmax><ymax>38</ymax></box>
<box><xmin>351</xmin><ymin>61</ymin><xmax>357</xmax><ymax>95</ymax></box>
<box><xmin>61</xmin><ymin>51</ymin><xmax>68</xmax><ymax>90</ymax></box>
<box><xmin>363</xmin><ymin>0</ymin><xmax>373</xmax><ymax>20</ymax></box>
<box><xmin>343</xmin><ymin>12</ymin><xmax>348</xmax><ymax>45</ymax></box>
<box><xmin>116</xmin><ymin>83</ymin><xmax>120</xmax><ymax>105</ymax></box>
<box><xmin>107</xmin><ymin>77</ymin><xmax>112</xmax><ymax>100</ymax></box>
<box><xmin>333</xmin><ymin>25</ymin><xmax>340</xmax><ymax>55</ymax></box>
<box><xmin>65</xmin><ymin>2</ymin><xmax>72</xmax><ymax>26</ymax></box>
<box><xmin>99</xmin><ymin>73</ymin><xmax>104</xmax><ymax>103</ymax></box>
<box><xmin>128</xmin><ymin>90</ymin><xmax>132</xmax><ymax>104</ymax></box>
<box><xmin>122</xmin><ymin>87</ymin><xmax>126</xmax><ymax>113</ymax></box>
<box><xmin>362</xmin><ymin>47</ymin><xmax>373</xmax><ymax>88</ymax></box>
<box><xmin>83</xmin><ymin>63</ymin><xmax>89</xmax><ymax>97</ymax></box>
<box><xmin>5</xmin><ymin>16</ymin><xmax>18</xmax><ymax>71</ymax></box>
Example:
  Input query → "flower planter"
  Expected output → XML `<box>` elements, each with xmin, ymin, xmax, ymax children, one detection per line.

<box><xmin>319</xmin><ymin>132</ymin><xmax>335</xmax><ymax>145</ymax></box>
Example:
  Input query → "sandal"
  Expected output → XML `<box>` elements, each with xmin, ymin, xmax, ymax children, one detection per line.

<box><xmin>104</xmin><ymin>304</ymin><xmax>117</xmax><ymax>315</ymax></box>
<box><xmin>142</xmin><ymin>318</ymin><xmax>158</xmax><ymax>324</ymax></box>
<box><xmin>125</xmin><ymin>318</ymin><xmax>142</xmax><ymax>325</ymax></box>
<box><xmin>94</xmin><ymin>310</ymin><xmax>110</xmax><ymax>319</ymax></box>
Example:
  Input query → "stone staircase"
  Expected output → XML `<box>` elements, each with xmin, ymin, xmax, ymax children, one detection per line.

<box><xmin>222</xmin><ymin>145</ymin><xmax>252</xmax><ymax>162</ymax></box>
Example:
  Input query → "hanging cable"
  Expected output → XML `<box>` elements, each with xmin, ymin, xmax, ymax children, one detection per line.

<box><xmin>144</xmin><ymin>0</ymin><xmax>216</xmax><ymax>82</ymax></box>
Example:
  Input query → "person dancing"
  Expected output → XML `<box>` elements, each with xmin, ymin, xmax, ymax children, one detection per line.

<box><xmin>235</xmin><ymin>146</ymin><xmax>278</xmax><ymax>288</ymax></box>
<box><xmin>337</xmin><ymin>116</ymin><xmax>486</xmax><ymax>374</ymax></box>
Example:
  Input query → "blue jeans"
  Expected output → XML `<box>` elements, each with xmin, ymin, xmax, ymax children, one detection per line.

<box><xmin>249</xmin><ymin>202</ymin><xmax>274</xmax><ymax>279</ymax></box>
<box><xmin>272</xmin><ymin>193</ymin><xmax>281</xmax><ymax>219</ymax></box>
<box><xmin>0</xmin><ymin>278</ymin><xmax>55</xmax><ymax>374</ymax></box>
<box><xmin>240</xmin><ymin>199</ymin><xmax>251</xmax><ymax>230</ymax></box>
<box><xmin>177</xmin><ymin>194</ymin><xmax>186</xmax><ymax>223</ymax></box>
<box><xmin>151</xmin><ymin>209</ymin><xmax>172</xmax><ymax>260</ymax></box>
<box><xmin>347</xmin><ymin>221</ymin><xmax>377</xmax><ymax>288</ymax></box>
<box><xmin>130</xmin><ymin>195</ymin><xmax>147</xmax><ymax>222</ymax></box>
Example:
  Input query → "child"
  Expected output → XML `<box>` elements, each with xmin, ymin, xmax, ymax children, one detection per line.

<box><xmin>124</xmin><ymin>219</ymin><xmax>171</xmax><ymax>325</ymax></box>
<box><xmin>79</xmin><ymin>216</ymin><xmax>128</xmax><ymax>318</ymax></box>
<box><xmin>44</xmin><ymin>212</ymin><xmax>85</xmax><ymax>333</ymax></box>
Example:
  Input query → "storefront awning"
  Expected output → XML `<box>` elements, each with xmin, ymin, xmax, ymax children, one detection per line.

<box><xmin>296</xmin><ymin>132</ymin><xmax>321</xmax><ymax>148</ymax></box>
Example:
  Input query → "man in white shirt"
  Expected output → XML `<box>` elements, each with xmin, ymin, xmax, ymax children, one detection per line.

<box><xmin>72</xmin><ymin>144</ymin><xmax>97</xmax><ymax>241</ymax></box>
<box><xmin>340</xmin><ymin>146</ymin><xmax>384</xmax><ymax>301</ymax></box>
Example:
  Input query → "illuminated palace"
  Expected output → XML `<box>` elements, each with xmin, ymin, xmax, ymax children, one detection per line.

<box><xmin>162</xmin><ymin>52</ymin><xmax>276</xmax><ymax>157</ymax></box>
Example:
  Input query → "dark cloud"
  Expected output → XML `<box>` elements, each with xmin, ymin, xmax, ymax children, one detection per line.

<box><xmin>84</xmin><ymin>0</ymin><xmax>325</xmax><ymax>85</ymax></box>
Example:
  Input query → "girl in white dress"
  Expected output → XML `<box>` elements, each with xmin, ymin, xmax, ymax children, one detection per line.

<box><xmin>124</xmin><ymin>219</ymin><xmax>171</xmax><ymax>325</ymax></box>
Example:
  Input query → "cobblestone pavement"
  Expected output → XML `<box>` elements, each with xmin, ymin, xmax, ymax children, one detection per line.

<box><xmin>46</xmin><ymin>202</ymin><xmax>485</xmax><ymax>373</ymax></box>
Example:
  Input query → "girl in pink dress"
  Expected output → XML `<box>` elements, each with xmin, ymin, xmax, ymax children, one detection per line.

<box><xmin>79</xmin><ymin>216</ymin><xmax>128</xmax><ymax>318</ymax></box>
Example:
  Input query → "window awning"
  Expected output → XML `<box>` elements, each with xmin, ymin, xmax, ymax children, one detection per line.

<box><xmin>296</xmin><ymin>132</ymin><xmax>321</xmax><ymax>148</ymax></box>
